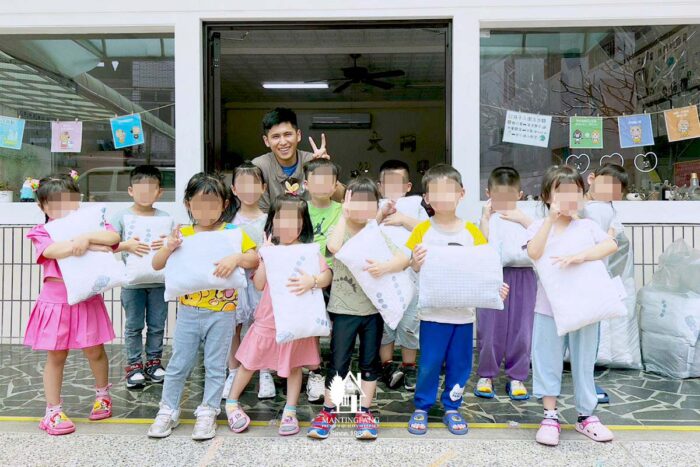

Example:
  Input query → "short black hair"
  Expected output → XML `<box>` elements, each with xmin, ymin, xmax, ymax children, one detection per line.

<box><xmin>346</xmin><ymin>175</ymin><xmax>381</xmax><ymax>203</ymax></box>
<box><xmin>421</xmin><ymin>164</ymin><xmax>463</xmax><ymax>192</ymax></box>
<box><xmin>379</xmin><ymin>159</ymin><xmax>410</xmax><ymax>182</ymax></box>
<box><xmin>37</xmin><ymin>173</ymin><xmax>81</xmax><ymax>222</ymax></box>
<box><xmin>593</xmin><ymin>163</ymin><xmax>629</xmax><ymax>193</ymax></box>
<box><xmin>233</xmin><ymin>161</ymin><xmax>266</xmax><ymax>186</ymax></box>
<box><xmin>264</xmin><ymin>193</ymin><xmax>314</xmax><ymax>245</ymax></box>
<box><xmin>303</xmin><ymin>158</ymin><xmax>339</xmax><ymax>179</ymax></box>
<box><xmin>262</xmin><ymin>107</ymin><xmax>298</xmax><ymax>135</ymax></box>
<box><xmin>488</xmin><ymin>166</ymin><xmax>521</xmax><ymax>190</ymax></box>
<box><xmin>540</xmin><ymin>165</ymin><xmax>584</xmax><ymax>209</ymax></box>
<box><xmin>183</xmin><ymin>172</ymin><xmax>237</xmax><ymax>224</ymax></box>
<box><xmin>130</xmin><ymin>165</ymin><xmax>162</xmax><ymax>186</ymax></box>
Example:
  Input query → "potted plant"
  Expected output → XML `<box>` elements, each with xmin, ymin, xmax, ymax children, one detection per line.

<box><xmin>0</xmin><ymin>181</ymin><xmax>13</xmax><ymax>203</ymax></box>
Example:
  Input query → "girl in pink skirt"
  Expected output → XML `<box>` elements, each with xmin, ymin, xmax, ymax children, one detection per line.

<box><xmin>25</xmin><ymin>174</ymin><xmax>120</xmax><ymax>435</ymax></box>
<box><xmin>225</xmin><ymin>192</ymin><xmax>333</xmax><ymax>436</ymax></box>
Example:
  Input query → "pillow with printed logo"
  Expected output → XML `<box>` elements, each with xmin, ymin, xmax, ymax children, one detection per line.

<box><xmin>535</xmin><ymin>257</ymin><xmax>627</xmax><ymax>336</ymax></box>
<box><xmin>335</xmin><ymin>221</ymin><xmax>414</xmax><ymax>330</ymax></box>
<box><xmin>44</xmin><ymin>203</ymin><xmax>127</xmax><ymax>305</ymax></box>
<box><xmin>418</xmin><ymin>244</ymin><xmax>504</xmax><ymax>310</ymax></box>
<box><xmin>123</xmin><ymin>214</ymin><xmax>173</xmax><ymax>285</ymax></box>
<box><xmin>164</xmin><ymin>228</ymin><xmax>247</xmax><ymax>301</ymax></box>
<box><xmin>260</xmin><ymin>243</ymin><xmax>330</xmax><ymax>343</ymax></box>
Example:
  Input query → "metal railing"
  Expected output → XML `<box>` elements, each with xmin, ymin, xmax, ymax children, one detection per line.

<box><xmin>1</xmin><ymin>223</ymin><xmax>698</xmax><ymax>344</ymax></box>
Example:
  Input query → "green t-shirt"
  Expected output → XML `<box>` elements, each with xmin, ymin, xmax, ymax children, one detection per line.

<box><xmin>308</xmin><ymin>200</ymin><xmax>342</xmax><ymax>267</ymax></box>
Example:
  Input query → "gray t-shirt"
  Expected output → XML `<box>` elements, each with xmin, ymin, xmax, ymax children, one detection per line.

<box><xmin>111</xmin><ymin>206</ymin><xmax>171</xmax><ymax>289</ymax></box>
<box><xmin>252</xmin><ymin>150</ymin><xmax>314</xmax><ymax>212</ymax></box>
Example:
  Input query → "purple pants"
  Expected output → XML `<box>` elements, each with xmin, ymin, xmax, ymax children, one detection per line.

<box><xmin>476</xmin><ymin>267</ymin><xmax>537</xmax><ymax>381</ymax></box>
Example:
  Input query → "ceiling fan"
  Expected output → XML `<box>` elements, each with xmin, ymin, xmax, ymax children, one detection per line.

<box><xmin>309</xmin><ymin>54</ymin><xmax>405</xmax><ymax>93</ymax></box>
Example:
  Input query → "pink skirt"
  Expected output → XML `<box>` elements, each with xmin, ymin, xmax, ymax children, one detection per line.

<box><xmin>236</xmin><ymin>322</ymin><xmax>320</xmax><ymax>378</ymax></box>
<box><xmin>24</xmin><ymin>281</ymin><xmax>115</xmax><ymax>351</ymax></box>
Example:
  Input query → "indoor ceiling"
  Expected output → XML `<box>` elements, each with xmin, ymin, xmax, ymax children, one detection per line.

<box><xmin>219</xmin><ymin>27</ymin><xmax>447</xmax><ymax>103</ymax></box>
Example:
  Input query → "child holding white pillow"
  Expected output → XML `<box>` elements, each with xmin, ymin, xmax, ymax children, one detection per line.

<box><xmin>147</xmin><ymin>173</ymin><xmax>258</xmax><ymax>441</ymax></box>
<box><xmin>226</xmin><ymin>193</ymin><xmax>332</xmax><ymax>436</ymax></box>
<box><xmin>526</xmin><ymin>165</ymin><xmax>618</xmax><ymax>447</ymax></box>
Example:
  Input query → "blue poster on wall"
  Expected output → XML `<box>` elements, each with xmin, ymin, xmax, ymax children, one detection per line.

<box><xmin>0</xmin><ymin>116</ymin><xmax>25</xmax><ymax>150</ymax></box>
<box><xmin>110</xmin><ymin>114</ymin><xmax>144</xmax><ymax>149</ymax></box>
<box><xmin>618</xmin><ymin>114</ymin><xmax>654</xmax><ymax>148</ymax></box>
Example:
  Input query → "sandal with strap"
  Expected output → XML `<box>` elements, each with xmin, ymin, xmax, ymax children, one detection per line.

<box><xmin>473</xmin><ymin>378</ymin><xmax>495</xmax><ymax>399</ymax></box>
<box><xmin>506</xmin><ymin>380</ymin><xmax>530</xmax><ymax>401</ymax></box>
<box><xmin>442</xmin><ymin>411</ymin><xmax>468</xmax><ymax>435</ymax></box>
<box><xmin>226</xmin><ymin>406</ymin><xmax>250</xmax><ymax>433</ymax></box>
<box><xmin>89</xmin><ymin>396</ymin><xmax>112</xmax><ymax>421</ymax></box>
<box><xmin>278</xmin><ymin>413</ymin><xmax>300</xmax><ymax>436</ymax></box>
<box><xmin>407</xmin><ymin>410</ymin><xmax>428</xmax><ymax>435</ymax></box>
<box><xmin>575</xmin><ymin>416</ymin><xmax>614</xmax><ymax>442</ymax></box>
<box><xmin>535</xmin><ymin>418</ymin><xmax>561</xmax><ymax>446</ymax></box>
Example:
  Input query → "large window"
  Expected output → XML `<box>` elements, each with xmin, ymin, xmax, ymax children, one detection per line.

<box><xmin>0</xmin><ymin>33</ymin><xmax>175</xmax><ymax>201</ymax></box>
<box><xmin>480</xmin><ymin>26</ymin><xmax>700</xmax><ymax>200</ymax></box>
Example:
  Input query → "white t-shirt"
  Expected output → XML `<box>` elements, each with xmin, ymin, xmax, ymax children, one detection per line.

<box><xmin>524</xmin><ymin>218</ymin><xmax>611</xmax><ymax>317</ymax></box>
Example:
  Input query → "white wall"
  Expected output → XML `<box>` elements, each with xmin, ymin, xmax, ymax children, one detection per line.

<box><xmin>1</xmin><ymin>1</ymin><xmax>700</xmax><ymax>224</ymax></box>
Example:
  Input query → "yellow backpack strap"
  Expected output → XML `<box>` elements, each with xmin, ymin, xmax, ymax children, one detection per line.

<box><xmin>466</xmin><ymin>222</ymin><xmax>487</xmax><ymax>246</ymax></box>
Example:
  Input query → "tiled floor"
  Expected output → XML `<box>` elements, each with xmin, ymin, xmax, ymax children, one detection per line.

<box><xmin>1</xmin><ymin>344</ymin><xmax>698</xmax><ymax>426</ymax></box>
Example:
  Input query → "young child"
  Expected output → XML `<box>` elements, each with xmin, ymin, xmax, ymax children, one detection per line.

<box><xmin>25</xmin><ymin>174</ymin><xmax>120</xmax><ymax>435</ymax></box>
<box><xmin>475</xmin><ymin>167</ymin><xmax>536</xmax><ymax>400</ymax></box>
<box><xmin>221</xmin><ymin>162</ymin><xmax>274</xmax><ymax>400</ymax></box>
<box><xmin>302</xmin><ymin>158</ymin><xmax>343</xmax><ymax>403</ymax></box>
<box><xmin>526</xmin><ymin>165</ymin><xmax>617</xmax><ymax>447</ymax></box>
<box><xmin>406</xmin><ymin>164</ymin><xmax>508</xmax><ymax>436</ymax></box>
<box><xmin>307</xmin><ymin>176</ymin><xmax>409</xmax><ymax>441</ymax></box>
<box><xmin>376</xmin><ymin>159</ymin><xmax>428</xmax><ymax>391</ymax></box>
<box><xmin>147</xmin><ymin>173</ymin><xmax>258</xmax><ymax>441</ymax></box>
<box><xmin>225</xmin><ymin>193</ymin><xmax>333</xmax><ymax>436</ymax></box>
<box><xmin>111</xmin><ymin>165</ymin><xmax>170</xmax><ymax>389</ymax></box>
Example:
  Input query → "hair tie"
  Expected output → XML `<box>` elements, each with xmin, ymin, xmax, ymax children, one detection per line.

<box><xmin>29</xmin><ymin>178</ymin><xmax>40</xmax><ymax>192</ymax></box>
<box><xmin>285</xmin><ymin>180</ymin><xmax>301</xmax><ymax>196</ymax></box>
<box><xmin>69</xmin><ymin>170</ymin><xmax>79</xmax><ymax>181</ymax></box>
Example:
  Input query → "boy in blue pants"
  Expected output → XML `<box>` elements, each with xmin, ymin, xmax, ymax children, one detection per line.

<box><xmin>406</xmin><ymin>164</ymin><xmax>508</xmax><ymax>435</ymax></box>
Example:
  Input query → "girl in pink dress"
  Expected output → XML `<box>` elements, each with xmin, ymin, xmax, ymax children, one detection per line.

<box><xmin>25</xmin><ymin>174</ymin><xmax>120</xmax><ymax>435</ymax></box>
<box><xmin>225</xmin><ymin>193</ymin><xmax>333</xmax><ymax>436</ymax></box>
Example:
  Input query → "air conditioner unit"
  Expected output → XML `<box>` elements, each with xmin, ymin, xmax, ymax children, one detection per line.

<box><xmin>311</xmin><ymin>113</ymin><xmax>371</xmax><ymax>129</ymax></box>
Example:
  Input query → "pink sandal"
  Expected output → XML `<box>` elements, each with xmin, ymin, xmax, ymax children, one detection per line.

<box><xmin>575</xmin><ymin>416</ymin><xmax>614</xmax><ymax>442</ymax></box>
<box><xmin>89</xmin><ymin>395</ymin><xmax>112</xmax><ymax>421</ymax></box>
<box><xmin>226</xmin><ymin>407</ymin><xmax>250</xmax><ymax>433</ymax></box>
<box><xmin>278</xmin><ymin>414</ymin><xmax>300</xmax><ymax>436</ymax></box>
<box><xmin>39</xmin><ymin>411</ymin><xmax>76</xmax><ymax>436</ymax></box>
<box><xmin>535</xmin><ymin>418</ymin><xmax>561</xmax><ymax>446</ymax></box>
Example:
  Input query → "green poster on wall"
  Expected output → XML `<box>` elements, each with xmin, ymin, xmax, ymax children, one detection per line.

<box><xmin>569</xmin><ymin>116</ymin><xmax>603</xmax><ymax>149</ymax></box>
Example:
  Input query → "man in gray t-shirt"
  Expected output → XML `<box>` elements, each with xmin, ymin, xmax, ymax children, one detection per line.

<box><xmin>252</xmin><ymin>107</ymin><xmax>344</xmax><ymax>212</ymax></box>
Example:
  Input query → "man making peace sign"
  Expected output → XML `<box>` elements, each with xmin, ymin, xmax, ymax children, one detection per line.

<box><xmin>252</xmin><ymin>107</ymin><xmax>345</xmax><ymax>211</ymax></box>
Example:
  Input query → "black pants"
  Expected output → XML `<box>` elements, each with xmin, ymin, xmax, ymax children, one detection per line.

<box><xmin>326</xmin><ymin>312</ymin><xmax>384</xmax><ymax>387</ymax></box>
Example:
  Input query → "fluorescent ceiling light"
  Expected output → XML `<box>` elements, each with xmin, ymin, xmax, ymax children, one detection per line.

<box><xmin>262</xmin><ymin>82</ymin><xmax>328</xmax><ymax>89</ymax></box>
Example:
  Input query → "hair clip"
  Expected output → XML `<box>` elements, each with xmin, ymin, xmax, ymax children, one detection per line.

<box><xmin>69</xmin><ymin>170</ymin><xmax>79</xmax><ymax>181</ymax></box>
<box><xmin>285</xmin><ymin>180</ymin><xmax>300</xmax><ymax>196</ymax></box>
<box><xmin>30</xmin><ymin>178</ymin><xmax>40</xmax><ymax>192</ymax></box>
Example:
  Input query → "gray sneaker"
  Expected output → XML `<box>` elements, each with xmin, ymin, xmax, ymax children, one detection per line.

<box><xmin>147</xmin><ymin>404</ymin><xmax>180</xmax><ymax>438</ymax></box>
<box><xmin>191</xmin><ymin>405</ymin><xmax>218</xmax><ymax>441</ymax></box>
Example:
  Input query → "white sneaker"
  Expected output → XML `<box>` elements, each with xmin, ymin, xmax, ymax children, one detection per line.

<box><xmin>191</xmin><ymin>405</ymin><xmax>218</xmax><ymax>441</ymax></box>
<box><xmin>306</xmin><ymin>371</ymin><xmax>325</xmax><ymax>403</ymax></box>
<box><xmin>221</xmin><ymin>369</ymin><xmax>237</xmax><ymax>400</ymax></box>
<box><xmin>258</xmin><ymin>370</ymin><xmax>276</xmax><ymax>399</ymax></box>
<box><xmin>147</xmin><ymin>404</ymin><xmax>180</xmax><ymax>438</ymax></box>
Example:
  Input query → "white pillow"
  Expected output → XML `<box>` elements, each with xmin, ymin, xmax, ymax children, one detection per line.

<box><xmin>335</xmin><ymin>221</ymin><xmax>415</xmax><ymax>330</ymax></box>
<box><xmin>44</xmin><ymin>204</ymin><xmax>128</xmax><ymax>305</ymax></box>
<box><xmin>260</xmin><ymin>243</ymin><xmax>331</xmax><ymax>343</ymax></box>
<box><xmin>535</xmin><ymin>257</ymin><xmax>627</xmax><ymax>336</ymax></box>
<box><xmin>379</xmin><ymin>196</ymin><xmax>428</xmax><ymax>254</ymax></box>
<box><xmin>122</xmin><ymin>214</ymin><xmax>173</xmax><ymax>285</ymax></box>
<box><xmin>487</xmin><ymin>213</ymin><xmax>532</xmax><ymax>267</ymax></box>
<box><xmin>418</xmin><ymin>244</ymin><xmax>504</xmax><ymax>310</ymax></box>
<box><xmin>163</xmin><ymin>228</ymin><xmax>247</xmax><ymax>301</ymax></box>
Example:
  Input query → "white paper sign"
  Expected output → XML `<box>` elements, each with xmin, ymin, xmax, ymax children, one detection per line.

<box><xmin>502</xmin><ymin>110</ymin><xmax>552</xmax><ymax>148</ymax></box>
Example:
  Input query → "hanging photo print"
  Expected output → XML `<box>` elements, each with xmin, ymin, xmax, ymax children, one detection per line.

<box><xmin>51</xmin><ymin>121</ymin><xmax>83</xmax><ymax>153</ymax></box>
<box><xmin>569</xmin><ymin>116</ymin><xmax>604</xmax><ymax>149</ymax></box>
<box><xmin>664</xmin><ymin>105</ymin><xmax>700</xmax><ymax>142</ymax></box>
<box><xmin>618</xmin><ymin>114</ymin><xmax>654</xmax><ymax>148</ymax></box>
<box><xmin>502</xmin><ymin>110</ymin><xmax>552</xmax><ymax>148</ymax></box>
<box><xmin>110</xmin><ymin>114</ymin><xmax>144</xmax><ymax>149</ymax></box>
<box><xmin>0</xmin><ymin>116</ymin><xmax>25</xmax><ymax>150</ymax></box>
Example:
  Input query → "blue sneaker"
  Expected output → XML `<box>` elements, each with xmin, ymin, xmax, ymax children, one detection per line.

<box><xmin>355</xmin><ymin>410</ymin><xmax>378</xmax><ymax>440</ymax></box>
<box><xmin>307</xmin><ymin>410</ymin><xmax>336</xmax><ymax>439</ymax></box>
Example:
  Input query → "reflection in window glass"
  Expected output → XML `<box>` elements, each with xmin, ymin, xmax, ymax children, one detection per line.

<box><xmin>480</xmin><ymin>26</ymin><xmax>700</xmax><ymax>200</ymax></box>
<box><xmin>0</xmin><ymin>34</ymin><xmax>175</xmax><ymax>202</ymax></box>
